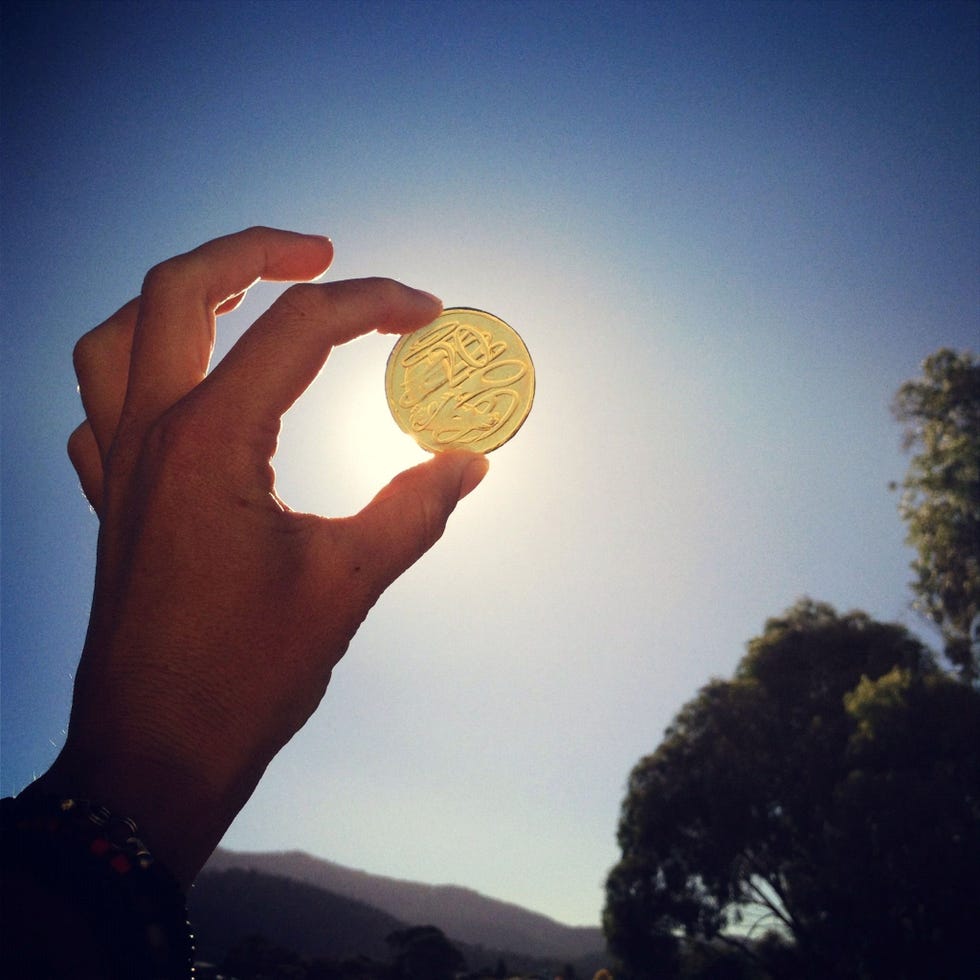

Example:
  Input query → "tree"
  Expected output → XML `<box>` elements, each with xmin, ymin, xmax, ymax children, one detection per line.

<box><xmin>222</xmin><ymin>933</ymin><xmax>306</xmax><ymax>979</ymax></box>
<box><xmin>386</xmin><ymin>925</ymin><xmax>466</xmax><ymax>980</ymax></box>
<box><xmin>603</xmin><ymin>600</ymin><xmax>980</xmax><ymax>979</ymax></box>
<box><xmin>892</xmin><ymin>348</ymin><xmax>980</xmax><ymax>680</ymax></box>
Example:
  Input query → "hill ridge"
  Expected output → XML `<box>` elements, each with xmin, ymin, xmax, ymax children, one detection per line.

<box><xmin>205</xmin><ymin>846</ymin><xmax>604</xmax><ymax>960</ymax></box>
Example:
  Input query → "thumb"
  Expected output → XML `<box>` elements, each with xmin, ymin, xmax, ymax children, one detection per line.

<box><xmin>351</xmin><ymin>452</ymin><xmax>490</xmax><ymax>591</ymax></box>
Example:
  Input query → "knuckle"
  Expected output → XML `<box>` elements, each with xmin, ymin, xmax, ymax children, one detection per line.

<box><xmin>66</xmin><ymin>424</ymin><xmax>88</xmax><ymax>464</ymax></box>
<box><xmin>240</xmin><ymin>223</ymin><xmax>276</xmax><ymax>238</ymax></box>
<box><xmin>143</xmin><ymin>405</ymin><xmax>207</xmax><ymax>470</ymax></box>
<box><xmin>354</xmin><ymin>276</ymin><xmax>401</xmax><ymax>305</ymax></box>
<box><xmin>275</xmin><ymin>282</ymin><xmax>326</xmax><ymax>321</ymax></box>
<box><xmin>141</xmin><ymin>255</ymin><xmax>189</xmax><ymax>296</ymax></box>
<box><xmin>390</xmin><ymin>473</ymin><xmax>448</xmax><ymax>552</ymax></box>
<box><xmin>72</xmin><ymin>329</ymin><xmax>101</xmax><ymax>376</ymax></box>
<box><xmin>415</xmin><ymin>489</ymin><xmax>449</xmax><ymax>552</ymax></box>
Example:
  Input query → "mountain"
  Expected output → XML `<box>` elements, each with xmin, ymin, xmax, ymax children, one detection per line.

<box><xmin>204</xmin><ymin>847</ymin><xmax>605</xmax><ymax>962</ymax></box>
<box><xmin>188</xmin><ymin>867</ymin><xmax>403</xmax><ymax>964</ymax></box>
<box><xmin>189</xmin><ymin>866</ymin><xmax>612</xmax><ymax>976</ymax></box>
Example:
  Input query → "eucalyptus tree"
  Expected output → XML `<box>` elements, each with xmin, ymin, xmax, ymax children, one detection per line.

<box><xmin>892</xmin><ymin>348</ymin><xmax>980</xmax><ymax>680</ymax></box>
<box><xmin>604</xmin><ymin>600</ymin><xmax>980</xmax><ymax>979</ymax></box>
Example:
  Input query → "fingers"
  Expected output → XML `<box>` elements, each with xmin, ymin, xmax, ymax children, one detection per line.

<box><xmin>200</xmin><ymin>277</ymin><xmax>442</xmax><ymax>430</ymax></box>
<box><xmin>123</xmin><ymin>227</ymin><xmax>334</xmax><ymax>428</ymax></box>
<box><xmin>340</xmin><ymin>452</ymin><xmax>489</xmax><ymax>594</ymax></box>
<box><xmin>72</xmin><ymin>298</ymin><xmax>139</xmax><ymax>461</ymax></box>
<box><xmin>67</xmin><ymin>421</ymin><xmax>105</xmax><ymax>513</ymax></box>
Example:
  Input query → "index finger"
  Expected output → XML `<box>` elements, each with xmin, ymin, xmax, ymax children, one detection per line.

<box><xmin>122</xmin><ymin>227</ymin><xmax>334</xmax><ymax>428</ymax></box>
<box><xmin>198</xmin><ymin>277</ymin><xmax>443</xmax><ymax>430</ymax></box>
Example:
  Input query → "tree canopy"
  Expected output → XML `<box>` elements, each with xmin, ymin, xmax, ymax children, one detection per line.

<box><xmin>603</xmin><ymin>600</ymin><xmax>980</xmax><ymax>979</ymax></box>
<box><xmin>386</xmin><ymin>926</ymin><xmax>466</xmax><ymax>980</ymax></box>
<box><xmin>892</xmin><ymin>348</ymin><xmax>980</xmax><ymax>680</ymax></box>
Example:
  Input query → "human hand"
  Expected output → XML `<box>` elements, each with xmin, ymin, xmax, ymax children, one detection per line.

<box><xmin>38</xmin><ymin>228</ymin><xmax>489</xmax><ymax>887</ymax></box>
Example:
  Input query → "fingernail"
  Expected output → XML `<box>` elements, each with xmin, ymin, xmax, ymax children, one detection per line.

<box><xmin>417</xmin><ymin>289</ymin><xmax>443</xmax><ymax>308</ymax></box>
<box><xmin>457</xmin><ymin>456</ymin><xmax>490</xmax><ymax>500</ymax></box>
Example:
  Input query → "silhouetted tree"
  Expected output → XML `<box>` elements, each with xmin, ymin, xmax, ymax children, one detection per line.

<box><xmin>677</xmin><ymin>940</ymin><xmax>762</xmax><ymax>980</ymax></box>
<box><xmin>604</xmin><ymin>600</ymin><xmax>980</xmax><ymax>979</ymax></box>
<box><xmin>387</xmin><ymin>925</ymin><xmax>466</xmax><ymax>980</ymax></box>
<box><xmin>321</xmin><ymin>955</ymin><xmax>392</xmax><ymax>980</ymax></box>
<box><xmin>222</xmin><ymin>932</ymin><xmax>306</xmax><ymax>978</ymax></box>
<box><xmin>892</xmin><ymin>348</ymin><xmax>980</xmax><ymax>679</ymax></box>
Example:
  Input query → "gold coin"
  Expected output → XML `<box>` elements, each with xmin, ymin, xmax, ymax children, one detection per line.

<box><xmin>385</xmin><ymin>308</ymin><xmax>535</xmax><ymax>454</ymax></box>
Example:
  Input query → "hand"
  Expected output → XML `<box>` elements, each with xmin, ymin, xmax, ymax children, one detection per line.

<box><xmin>36</xmin><ymin>228</ymin><xmax>489</xmax><ymax>888</ymax></box>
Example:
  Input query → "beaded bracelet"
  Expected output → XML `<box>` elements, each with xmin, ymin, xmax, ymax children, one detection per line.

<box><xmin>1</xmin><ymin>793</ymin><xmax>194</xmax><ymax>978</ymax></box>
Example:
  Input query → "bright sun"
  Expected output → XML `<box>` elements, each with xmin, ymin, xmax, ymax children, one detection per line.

<box><xmin>275</xmin><ymin>332</ymin><xmax>432</xmax><ymax>518</ymax></box>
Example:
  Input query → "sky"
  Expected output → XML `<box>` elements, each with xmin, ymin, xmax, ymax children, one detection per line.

<box><xmin>1</xmin><ymin>0</ymin><xmax>978</xmax><ymax>928</ymax></box>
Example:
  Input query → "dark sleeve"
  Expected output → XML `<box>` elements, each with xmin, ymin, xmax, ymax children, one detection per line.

<box><xmin>1</xmin><ymin>795</ymin><xmax>194</xmax><ymax>979</ymax></box>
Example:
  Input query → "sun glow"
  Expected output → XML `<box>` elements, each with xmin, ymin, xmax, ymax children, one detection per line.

<box><xmin>275</xmin><ymin>331</ymin><xmax>433</xmax><ymax>518</ymax></box>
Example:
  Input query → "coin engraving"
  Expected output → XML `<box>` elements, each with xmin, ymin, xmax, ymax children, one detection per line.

<box><xmin>385</xmin><ymin>308</ymin><xmax>535</xmax><ymax>454</ymax></box>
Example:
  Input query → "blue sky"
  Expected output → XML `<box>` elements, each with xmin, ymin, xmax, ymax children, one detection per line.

<box><xmin>2</xmin><ymin>0</ymin><xmax>978</xmax><ymax>927</ymax></box>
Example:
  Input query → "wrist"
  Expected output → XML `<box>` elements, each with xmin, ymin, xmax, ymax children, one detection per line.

<box><xmin>31</xmin><ymin>736</ymin><xmax>265</xmax><ymax>890</ymax></box>
<box><xmin>1</xmin><ymin>792</ymin><xmax>194</xmax><ymax>978</ymax></box>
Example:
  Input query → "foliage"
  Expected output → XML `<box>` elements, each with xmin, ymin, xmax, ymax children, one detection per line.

<box><xmin>603</xmin><ymin>600</ymin><xmax>980</xmax><ymax>979</ymax></box>
<box><xmin>218</xmin><ymin>927</ymin><xmax>470</xmax><ymax>980</ymax></box>
<box><xmin>892</xmin><ymin>348</ymin><xmax>980</xmax><ymax>679</ymax></box>
<box><xmin>387</xmin><ymin>925</ymin><xmax>466</xmax><ymax>980</ymax></box>
<box><xmin>221</xmin><ymin>933</ymin><xmax>307</xmax><ymax>978</ymax></box>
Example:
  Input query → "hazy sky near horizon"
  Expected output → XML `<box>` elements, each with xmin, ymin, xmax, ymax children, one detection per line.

<box><xmin>2</xmin><ymin>0</ymin><xmax>978</xmax><ymax>927</ymax></box>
